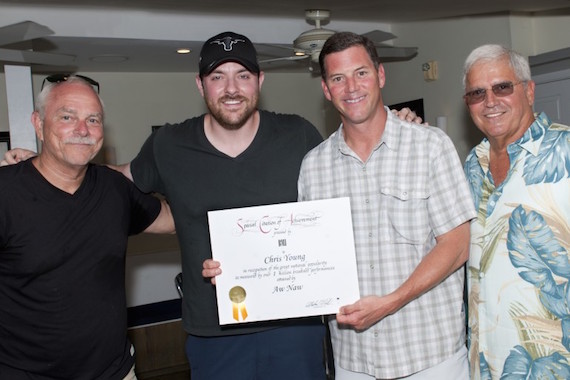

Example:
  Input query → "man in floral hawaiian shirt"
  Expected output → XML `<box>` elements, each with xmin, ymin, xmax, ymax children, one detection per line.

<box><xmin>462</xmin><ymin>44</ymin><xmax>570</xmax><ymax>379</ymax></box>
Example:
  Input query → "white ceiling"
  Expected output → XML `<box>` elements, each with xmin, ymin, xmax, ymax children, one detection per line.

<box><xmin>4</xmin><ymin>0</ymin><xmax>569</xmax><ymax>22</ymax></box>
<box><xmin>1</xmin><ymin>0</ymin><xmax>570</xmax><ymax>73</ymax></box>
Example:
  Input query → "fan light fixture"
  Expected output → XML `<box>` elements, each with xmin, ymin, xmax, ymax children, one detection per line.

<box><xmin>293</xmin><ymin>9</ymin><xmax>334</xmax><ymax>56</ymax></box>
<box><xmin>258</xmin><ymin>9</ymin><xmax>418</xmax><ymax>72</ymax></box>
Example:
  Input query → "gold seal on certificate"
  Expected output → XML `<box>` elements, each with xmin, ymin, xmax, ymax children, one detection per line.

<box><xmin>229</xmin><ymin>286</ymin><xmax>248</xmax><ymax>321</ymax></box>
<box><xmin>208</xmin><ymin>197</ymin><xmax>360</xmax><ymax>325</ymax></box>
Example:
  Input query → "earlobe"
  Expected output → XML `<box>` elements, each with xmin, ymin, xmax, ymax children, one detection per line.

<box><xmin>377</xmin><ymin>64</ymin><xmax>386</xmax><ymax>88</ymax></box>
<box><xmin>258</xmin><ymin>71</ymin><xmax>265</xmax><ymax>90</ymax></box>
<box><xmin>321</xmin><ymin>80</ymin><xmax>332</xmax><ymax>101</ymax></box>
<box><xmin>195</xmin><ymin>74</ymin><xmax>205</xmax><ymax>97</ymax></box>
<box><xmin>31</xmin><ymin>112</ymin><xmax>44</xmax><ymax>141</ymax></box>
<box><xmin>526</xmin><ymin>80</ymin><xmax>536</xmax><ymax>105</ymax></box>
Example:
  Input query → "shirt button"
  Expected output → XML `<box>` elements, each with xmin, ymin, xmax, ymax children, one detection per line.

<box><xmin>365</xmin><ymin>199</ymin><xmax>369</xmax><ymax>204</ymax></box>
<box><xmin>369</xmin><ymin>232</ymin><xmax>373</xmax><ymax>238</ymax></box>
<box><xmin>370</xmin><ymin>264</ymin><xmax>374</xmax><ymax>270</ymax></box>
<box><xmin>479</xmin><ymin>272</ymin><xmax>485</xmax><ymax>279</ymax></box>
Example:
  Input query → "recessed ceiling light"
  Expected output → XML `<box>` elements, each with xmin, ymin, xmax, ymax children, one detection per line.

<box><xmin>177</xmin><ymin>48</ymin><xmax>191</xmax><ymax>54</ymax></box>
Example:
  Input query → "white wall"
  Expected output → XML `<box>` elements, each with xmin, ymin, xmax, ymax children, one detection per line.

<box><xmin>259</xmin><ymin>72</ymin><xmax>335</xmax><ymax>135</ymax></box>
<box><xmin>522</xmin><ymin>15</ymin><xmax>570</xmax><ymax>54</ymax></box>
<box><xmin>385</xmin><ymin>16</ymin><xmax>512</xmax><ymax>160</ymax></box>
<box><xmin>77</xmin><ymin>72</ymin><xmax>204</xmax><ymax>164</ymax></box>
<box><xmin>0</xmin><ymin>78</ymin><xmax>8</xmax><ymax>132</ymax></box>
<box><xmin>126</xmin><ymin>250</ymin><xmax>182</xmax><ymax>307</ymax></box>
<box><xmin>385</xmin><ymin>14</ymin><xmax>570</xmax><ymax>160</ymax></box>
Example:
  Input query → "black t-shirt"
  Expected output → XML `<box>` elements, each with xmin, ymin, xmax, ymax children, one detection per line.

<box><xmin>0</xmin><ymin>161</ymin><xmax>161</xmax><ymax>380</ymax></box>
<box><xmin>131</xmin><ymin>110</ymin><xmax>323</xmax><ymax>336</ymax></box>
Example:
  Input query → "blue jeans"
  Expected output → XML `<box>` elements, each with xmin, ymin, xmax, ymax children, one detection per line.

<box><xmin>186</xmin><ymin>323</ymin><xmax>326</xmax><ymax>380</ymax></box>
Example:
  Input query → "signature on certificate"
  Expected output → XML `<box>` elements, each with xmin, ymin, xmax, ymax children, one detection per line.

<box><xmin>305</xmin><ymin>298</ymin><xmax>335</xmax><ymax>308</ymax></box>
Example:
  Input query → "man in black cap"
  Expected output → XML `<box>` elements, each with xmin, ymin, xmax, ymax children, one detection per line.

<box><xmin>116</xmin><ymin>31</ymin><xmax>328</xmax><ymax>379</ymax></box>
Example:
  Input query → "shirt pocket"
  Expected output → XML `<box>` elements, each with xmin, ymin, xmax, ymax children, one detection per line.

<box><xmin>379</xmin><ymin>187</ymin><xmax>430</xmax><ymax>244</ymax></box>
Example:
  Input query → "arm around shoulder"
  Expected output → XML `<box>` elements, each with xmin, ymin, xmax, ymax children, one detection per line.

<box><xmin>1</xmin><ymin>148</ymin><xmax>37</xmax><ymax>166</ymax></box>
<box><xmin>108</xmin><ymin>162</ymin><xmax>134</xmax><ymax>182</ymax></box>
<box><xmin>144</xmin><ymin>198</ymin><xmax>175</xmax><ymax>234</ymax></box>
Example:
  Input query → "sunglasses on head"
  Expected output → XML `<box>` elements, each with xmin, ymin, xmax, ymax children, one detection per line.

<box><xmin>41</xmin><ymin>74</ymin><xmax>100</xmax><ymax>94</ymax></box>
<box><xmin>463</xmin><ymin>81</ymin><xmax>524</xmax><ymax>105</ymax></box>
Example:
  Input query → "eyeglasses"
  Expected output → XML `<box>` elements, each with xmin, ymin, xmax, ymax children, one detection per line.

<box><xmin>41</xmin><ymin>74</ymin><xmax>100</xmax><ymax>94</ymax></box>
<box><xmin>463</xmin><ymin>81</ymin><xmax>524</xmax><ymax>105</ymax></box>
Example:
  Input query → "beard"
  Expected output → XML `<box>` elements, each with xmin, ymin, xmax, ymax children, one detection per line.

<box><xmin>205</xmin><ymin>94</ymin><xmax>259</xmax><ymax>131</ymax></box>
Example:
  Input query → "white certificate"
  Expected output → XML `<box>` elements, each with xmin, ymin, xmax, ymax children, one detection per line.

<box><xmin>208</xmin><ymin>197</ymin><xmax>360</xmax><ymax>325</ymax></box>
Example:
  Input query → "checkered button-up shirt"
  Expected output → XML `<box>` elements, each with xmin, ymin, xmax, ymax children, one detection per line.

<box><xmin>298</xmin><ymin>109</ymin><xmax>476</xmax><ymax>378</ymax></box>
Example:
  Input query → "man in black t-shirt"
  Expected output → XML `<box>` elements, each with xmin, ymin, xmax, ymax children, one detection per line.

<box><xmin>0</xmin><ymin>76</ymin><xmax>174</xmax><ymax>380</ymax></box>
<box><xmin>115</xmin><ymin>32</ymin><xmax>328</xmax><ymax>380</ymax></box>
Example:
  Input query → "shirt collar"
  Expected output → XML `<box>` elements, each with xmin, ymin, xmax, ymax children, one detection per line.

<box><xmin>517</xmin><ymin>112</ymin><xmax>550</xmax><ymax>156</ymax></box>
<box><xmin>475</xmin><ymin>111</ymin><xmax>551</xmax><ymax>166</ymax></box>
<box><xmin>333</xmin><ymin>106</ymin><xmax>399</xmax><ymax>158</ymax></box>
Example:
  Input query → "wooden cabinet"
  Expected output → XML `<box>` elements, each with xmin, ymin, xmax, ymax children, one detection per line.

<box><xmin>128</xmin><ymin>320</ymin><xmax>190</xmax><ymax>379</ymax></box>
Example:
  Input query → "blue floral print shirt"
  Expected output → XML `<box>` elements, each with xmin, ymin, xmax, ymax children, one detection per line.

<box><xmin>464</xmin><ymin>112</ymin><xmax>570</xmax><ymax>380</ymax></box>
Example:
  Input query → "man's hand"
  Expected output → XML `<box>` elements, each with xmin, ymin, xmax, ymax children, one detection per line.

<box><xmin>202</xmin><ymin>259</ymin><xmax>222</xmax><ymax>285</ymax></box>
<box><xmin>1</xmin><ymin>148</ymin><xmax>37</xmax><ymax>166</ymax></box>
<box><xmin>391</xmin><ymin>107</ymin><xmax>426</xmax><ymax>124</ymax></box>
<box><xmin>336</xmin><ymin>294</ymin><xmax>399</xmax><ymax>331</ymax></box>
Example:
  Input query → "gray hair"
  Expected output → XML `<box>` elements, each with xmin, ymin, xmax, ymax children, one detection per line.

<box><xmin>35</xmin><ymin>76</ymin><xmax>105</xmax><ymax>120</ymax></box>
<box><xmin>462</xmin><ymin>44</ymin><xmax>531</xmax><ymax>90</ymax></box>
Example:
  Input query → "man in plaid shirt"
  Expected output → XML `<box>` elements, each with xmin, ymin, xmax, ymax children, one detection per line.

<box><xmin>298</xmin><ymin>31</ymin><xmax>476</xmax><ymax>380</ymax></box>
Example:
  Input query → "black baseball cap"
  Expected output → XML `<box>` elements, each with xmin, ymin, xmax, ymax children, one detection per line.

<box><xmin>199</xmin><ymin>31</ymin><xmax>260</xmax><ymax>77</ymax></box>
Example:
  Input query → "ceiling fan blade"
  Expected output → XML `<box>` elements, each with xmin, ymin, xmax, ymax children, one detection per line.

<box><xmin>361</xmin><ymin>30</ymin><xmax>396</xmax><ymax>43</ymax></box>
<box><xmin>0</xmin><ymin>48</ymin><xmax>75</xmax><ymax>65</ymax></box>
<box><xmin>259</xmin><ymin>55</ymin><xmax>309</xmax><ymax>64</ymax></box>
<box><xmin>376</xmin><ymin>46</ymin><xmax>418</xmax><ymax>60</ymax></box>
<box><xmin>0</xmin><ymin>21</ymin><xmax>54</xmax><ymax>46</ymax></box>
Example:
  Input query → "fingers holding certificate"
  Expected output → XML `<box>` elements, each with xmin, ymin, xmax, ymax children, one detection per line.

<box><xmin>207</xmin><ymin>197</ymin><xmax>360</xmax><ymax>325</ymax></box>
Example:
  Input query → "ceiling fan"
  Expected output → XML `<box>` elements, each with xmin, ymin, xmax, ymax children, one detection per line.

<box><xmin>0</xmin><ymin>21</ymin><xmax>75</xmax><ymax>66</ymax></box>
<box><xmin>259</xmin><ymin>9</ymin><xmax>418</xmax><ymax>72</ymax></box>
